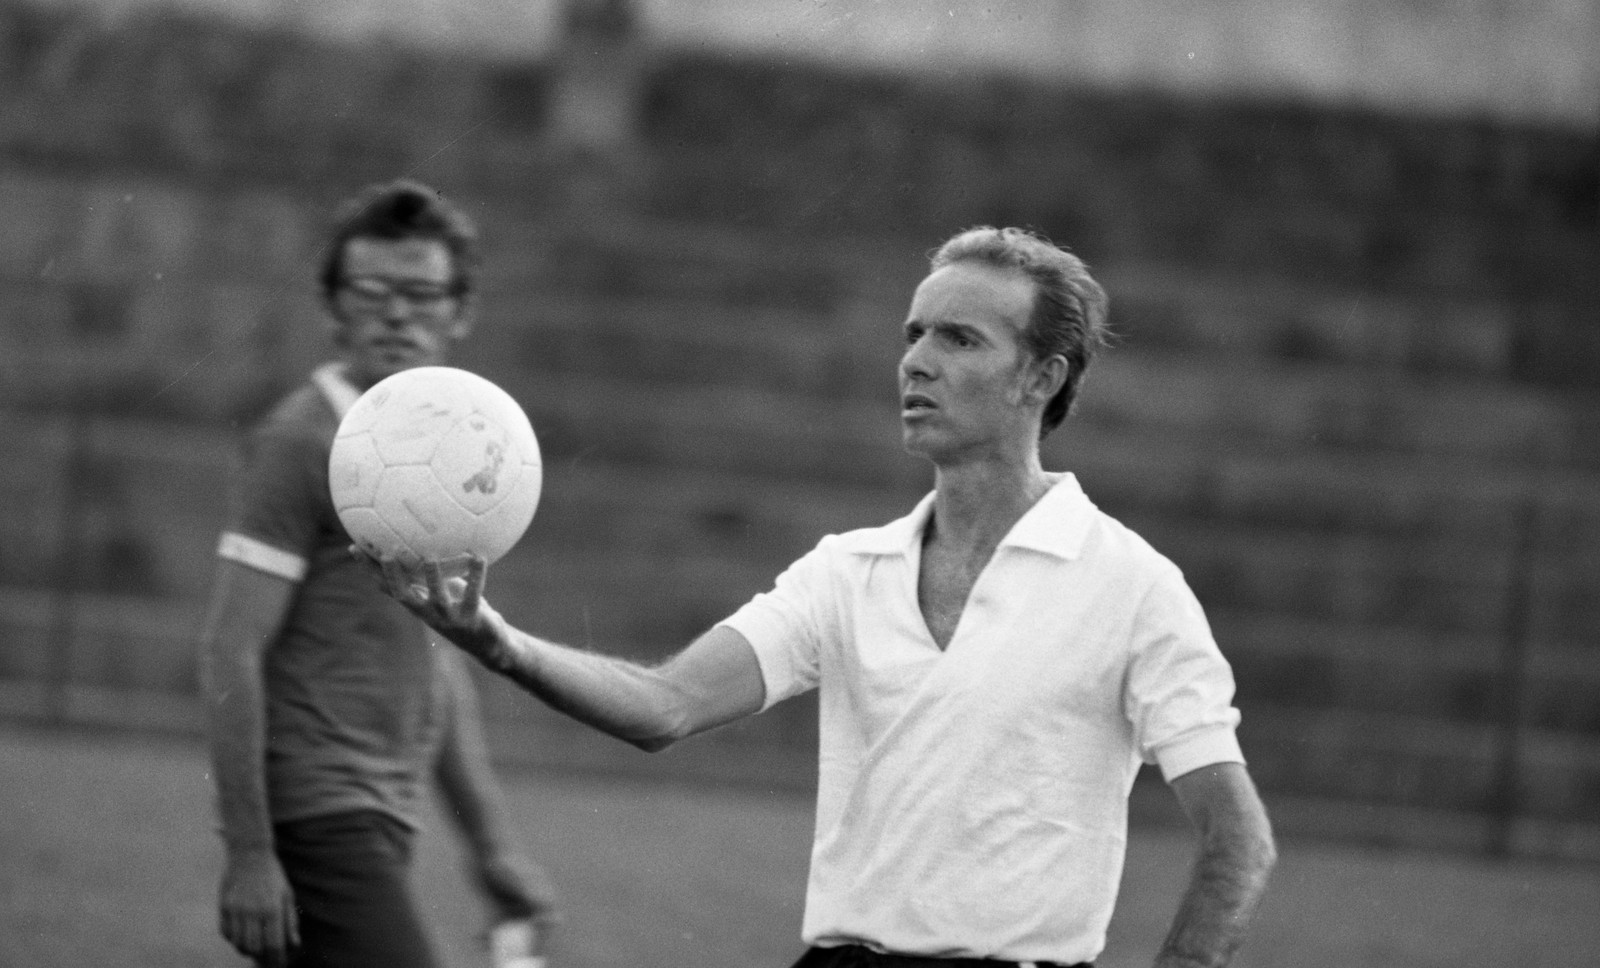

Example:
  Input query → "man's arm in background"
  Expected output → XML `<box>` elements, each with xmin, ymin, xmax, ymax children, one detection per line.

<box><xmin>432</xmin><ymin>649</ymin><xmax>562</xmax><ymax>941</ymax></box>
<box><xmin>198</xmin><ymin>559</ymin><xmax>301</xmax><ymax>968</ymax></box>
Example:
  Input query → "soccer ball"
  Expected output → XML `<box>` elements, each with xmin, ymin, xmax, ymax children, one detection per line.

<box><xmin>329</xmin><ymin>366</ymin><xmax>542</xmax><ymax>565</ymax></box>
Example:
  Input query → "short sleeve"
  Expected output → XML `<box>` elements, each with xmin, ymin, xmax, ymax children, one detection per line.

<box><xmin>1124</xmin><ymin>564</ymin><xmax>1244</xmax><ymax>781</ymax></box>
<box><xmin>216</xmin><ymin>425</ymin><xmax>326</xmax><ymax>582</ymax></box>
<box><xmin>717</xmin><ymin>538</ymin><xmax>839</xmax><ymax>711</ymax></box>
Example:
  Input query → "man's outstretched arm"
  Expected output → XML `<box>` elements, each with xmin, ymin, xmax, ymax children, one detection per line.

<box><xmin>382</xmin><ymin>556</ymin><xmax>766</xmax><ymax>751</ymax></box>
<box><xmin>1155</xmin><ymin>761</ymin><xmax>1277</xmax><ymax>968</ymax></box>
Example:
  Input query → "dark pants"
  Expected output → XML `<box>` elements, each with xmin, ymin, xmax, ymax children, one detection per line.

<box><xmin>790</xmin><ymin>944</ymin><xmax>1090</xmax><ymax>968</ymax></box>
<box><xmin>274</xmin><ymin>810</ymin><xmax>440</xmax><ymax>968</ymax></box>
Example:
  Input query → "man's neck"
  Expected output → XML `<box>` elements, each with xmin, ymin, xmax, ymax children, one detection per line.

<box><xmin>926</xmin><ymin>457</ymin><xmax>1054</xmax><ymax>555</ymax></box>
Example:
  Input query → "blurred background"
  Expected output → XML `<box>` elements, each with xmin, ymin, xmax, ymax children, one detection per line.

<box><xmin>1</xmin><ymin>0</ymin><xmax>1598</xmax><ymax>962</ymax></box>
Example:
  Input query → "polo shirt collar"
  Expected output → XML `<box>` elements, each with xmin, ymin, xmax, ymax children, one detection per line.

<box><xmin>312</xmin><ymin>362</ymin><xmax>363</xmax><ymax>420</ymax></box>
<box><xmin>848</xmin><ymin>472</ymin><xmax>1097</xmax><ymax>561</ymax></box>
<box><xmin>1004</xmin><ymin>473</ymin><xmax>1097</xmax><ymax>559</ymax></box>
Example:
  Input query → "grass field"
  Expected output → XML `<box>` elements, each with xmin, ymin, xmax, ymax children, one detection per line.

<box><xmin>2</xmin><ymin>722</ymin><xmax>1597</xmax><ymax>968</ymax></box>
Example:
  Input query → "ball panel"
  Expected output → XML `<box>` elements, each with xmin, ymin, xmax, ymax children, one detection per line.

<box><xmin>431</xmin><ymin>413</ymin><xmax>525</xmax><ymax>515</ymax></box>
<box><xmin>371</xmin><ymin>465</ymin><xmax>470</xmax><ymax>561</ymax></box>
<box><xmin>335</xmin><ymin>387</ymin><xmax>385</xmax><ymax>438</ymax></box>
<box><xmin>366</xmin><ymin>370</ymin><xmax>476</xmax><ymax>466</ymax></box>
<box><xmin>463</xmin><ymin>376</ymin><xmax>538</xmax><ymax>441</ymax></box>
<box><xmin>338</xmin><ymin>505</ymin><xmax>414</xmax><ymax>561</ymax></box>
<box><xmin>469</xmin><ymin>465</ymin><xmax>542</xmax><ymax>563</ymax></box>
<box><xmin>328</xmin><ymin>432</ymin><xmax>384</xmax><ymax>511</ymax></box>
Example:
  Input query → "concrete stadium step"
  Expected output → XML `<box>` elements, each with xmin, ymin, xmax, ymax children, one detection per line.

<box><xmin>1130</xmin><ymin>514</ymin><xmax>1594</xmax><ymax>640</ymax></box>
<box><xmin>507</xmin><ymin>371</ymin><xmax>920</xmax><ymax>490</ymax></box>
<box><xmin>1240</xmin><ymin>702</ymin><xmax>1600</xmax><ymax>826</ymax></box>
<box><xmin>1103</xmin><ymin>265</ymin><xmax>1599</xmax><ymax>386</ymax></box>
<box><xmin>0</xmin><ymin>587</ymin><xmax>200</xmax><ymax>694</ymax></box>
<box><xmin>524</xmin><ymin>460</ymin><xmax>905</xmax><ymax>566</ymax></box>
<box><xmin>647</xmin><ymin>148</ymin><xmax>1596</xmax><ymax>310</ymax></box>
<box><xmin>0</xmin><ymin>413</ymin><xmax>232</xmax><ymax>598</ymax></box>
<box><xmin>1121</xmin><ymin>193</ymin><xmax>1599</xmax><ymax>303</ymax></box>
<box><xmin>1213</xmin><ymin>610</ymin><xmax>1600</xmax><ymax>733</ymax></box>
<box><xmin>470</xmin><ymin>292</ymin><xmax>894</xmax><ymax>405</ymax></box>
<box><xmin>1055</xmin><ymin>423</ymin><xmax>1600</xmax><ymax>549</ymax></box>
<box><xmin>1074</xmin><ymin>350</ymin><xmax>1600</xmax><ymax>470</ymax></box>
<box><xmin>476</xmin><ymin>213</ymin><xmax>925</xmax><ymax>316</ymax></box>
<box><xmin>643</xmin><ymin>60</ymin><xmax>1599</xmax><ymax>290</ymax></box>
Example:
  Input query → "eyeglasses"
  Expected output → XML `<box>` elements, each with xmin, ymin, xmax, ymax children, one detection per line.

<box><xmin>339</xmin><ymin>276</ymin><xmax>460</xmax><ymax>313</ymax></box>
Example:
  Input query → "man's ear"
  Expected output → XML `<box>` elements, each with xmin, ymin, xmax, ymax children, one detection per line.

<box><xmin>1027</xmin><ymin>353</ymin><xmax>1069</xmax><ymax>406</ymax></box>
<box><xmin>448</xmin><ymin>292</ymin><xmax>477</xmax><ymax>342</ymax></box>
<box><xmin>325</xmin><ymin>300</ymin><xmax>352</xmax><ymax>348</ymax></box>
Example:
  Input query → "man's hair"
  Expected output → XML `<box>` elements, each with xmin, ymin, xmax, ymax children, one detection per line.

<box><xmin>929</xmin><ymin>226</ymin><xmax>1110</xmax><ymax>437</ymax></box>
<box><xmin>317</xmin><ymin>179</ymin><xmax>480</xmax><ymax>302</ymax></box>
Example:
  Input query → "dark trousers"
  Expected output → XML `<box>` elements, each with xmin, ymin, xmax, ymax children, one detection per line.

<box><xmin>274</xmin><ymin>809</ymin><xmax>440</xmax><ymax>968</ymax></box>
<box><xmin>790</xmin><ymin>943</ymin><xmax>1090</xmax><ymax>968</ymax></box>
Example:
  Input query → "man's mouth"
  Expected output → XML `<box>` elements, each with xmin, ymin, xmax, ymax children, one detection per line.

<box><xmin>370</xmin><ymin>337</ymin><xmax>418</xmax><ymax>354</ymax></box>
<box><xmin>902</xmin><ymin>393</ymin><xmax>936</xmax><ymax>414</ymax></box>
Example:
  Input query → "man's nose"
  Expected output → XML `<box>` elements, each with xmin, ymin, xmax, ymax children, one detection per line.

<box><xmin>380</xmin><ymin>296</ymin><xmax>414</xmax><ymax>325</ymax></box>
<box><xmin>900</xmin><ymin>339</ymin><xmax>935</xmax><ymax>381</ymax></box>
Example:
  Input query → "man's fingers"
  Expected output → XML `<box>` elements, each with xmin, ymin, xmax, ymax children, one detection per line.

<box><xmin>461</xmin><ymin>555</ymin><xmax>487</xmax><ymax>616</ymax></box>
<box><xmin>283</xmin><ymin>895</ymin><xmax>301</xmax><ymax>951</ymax></box>
<box><xmin>382</xmin><ymin>557</ymin><xmax>433</xmax><ymax>609</ymax></box>
<box><xmin>255</xmin><ymin>908</ymin><xmax>289</xmax><ymax>968</ymax></box>
<box><xmin>379</xmin><ymin>557</ymin><xmax>412</xmax><ymax>601</ymax></box>
<box><xmin>231</xmin><ymin>910</ymin><xmax>262</xmax><ymax>960</ymax></box>
<box><xmin>220</xmin><ymin>909</ymin><xmax>241</xmax><ymax>952</ymax></box>
<box><xmin>423</xmin><ymin>560</ymin><xmax>450</xmax><ymax>610</ymax></box>
<box><xmin>261</xmin><ymin>936</ymin><xmax>290</xmax><ymax>968</ymax></box>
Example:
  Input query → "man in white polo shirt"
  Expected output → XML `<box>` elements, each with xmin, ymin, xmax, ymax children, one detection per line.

<box><xmin>381</xmin><ymin>226</ymin><xmax>1277</xmax><ymax>968</ymax></box>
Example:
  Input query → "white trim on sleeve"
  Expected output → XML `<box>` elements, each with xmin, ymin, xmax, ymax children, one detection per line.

<box><xmin>1154</xmin><ymin>723</ymin><xmax>1245</xmax><ymax>783</ymax></box>
<box><xmin>217</xmin><ymin>531</ymin><xmax>308</xmax><ymax>582</ymax></box>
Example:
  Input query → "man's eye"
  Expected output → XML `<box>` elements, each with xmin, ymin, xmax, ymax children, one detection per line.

<box><xmin>402</xmin><ymin>289</ymin><xmax>450</xmax><ymax>303</ymax></box>
<box><xmin>342</xmin><ymin>279</ymin><xmax>453</xmax><ymax>305</ymax></box>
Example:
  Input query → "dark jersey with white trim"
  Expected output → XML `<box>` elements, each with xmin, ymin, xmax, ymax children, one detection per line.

<box><xmin>219</xmin><ymin>365</ymin><xmax>446</xmax><ymax>829</ymax></box>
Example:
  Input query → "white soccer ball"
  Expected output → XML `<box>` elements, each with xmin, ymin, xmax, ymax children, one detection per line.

<box><xmin>329</xmin><ymin>366</ymin><xmax>542</xmax><ymax>565</ymax></box>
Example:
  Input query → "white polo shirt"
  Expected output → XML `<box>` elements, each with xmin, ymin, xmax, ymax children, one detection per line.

<box><xmin>720</xmin><ymin>473</ymin><xmax>1243</xmax><ymax>965</ymax></box>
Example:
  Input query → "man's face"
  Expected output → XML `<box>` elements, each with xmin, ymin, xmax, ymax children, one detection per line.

<box><xmin>329</xmin><ymin>237</ymin><xmax>471</xmax><ymax>389</ymax></box>
<box><xmin>899</xmin><ymin>262</ymin><xmax>1045</xmax><ymax>463</ymax></box>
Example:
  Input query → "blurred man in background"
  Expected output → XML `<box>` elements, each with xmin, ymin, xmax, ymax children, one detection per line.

<box><xmin>383</xmin><ymin>226</ymin><xmax>1276</xmax><ymax>968</ymax></box>
<box><xmin>198</xmin><ymin>179</ymin><xmax>560</xmax><ymax>968</ymax></box>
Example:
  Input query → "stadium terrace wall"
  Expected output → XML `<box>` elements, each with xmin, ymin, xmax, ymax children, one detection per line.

<box><xmin>2</xmin><ymin>2</ymin><xmax>1598</xmax><ymax>859</ymax></box>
